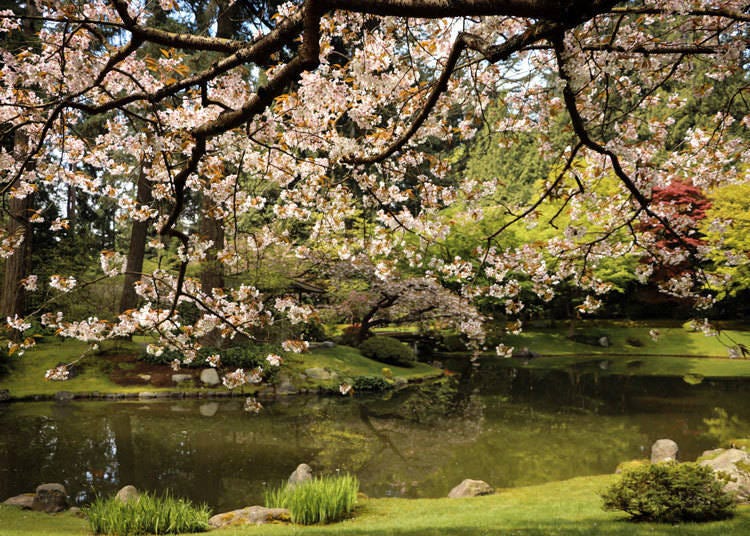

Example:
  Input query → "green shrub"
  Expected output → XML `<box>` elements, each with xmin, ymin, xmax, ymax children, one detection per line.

<box><xmin>264</xmin><ymin>474</ymin><xmax>359</xmax><ymax>525</ymax></box>
<box><xmin>601</xmin><ymin>462</ymin><xmax>735</xmax><ymax>523</ymax></box>
<box><xmin>353</xmin><ymin>375</ymin><xmax>392</xmax><ymax>392</ymax></box>
<box><xmin>85</xmin><ymin>491</ymin><xmax>211</xmax><ymax>535</ymax></box>
<box><xmin>359</xmin><ymin>336</ymin><xmax>416</xmax><ymax>368</ymax></box>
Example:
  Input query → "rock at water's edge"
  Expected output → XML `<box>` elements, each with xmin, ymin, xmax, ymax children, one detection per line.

<box><xmin>32</xmin><ymin>483</ymin><xmax>68</xmax><ymax>513</ymax></box>
<box><xmin>448</xmin><ymin>479</ymin><xmax>494</xmax><ymax>498</ymax></box>
<box><xmin>651</xmin><ymin>438</ymin><xmax>679</xmax><ymax>463</ymax></box>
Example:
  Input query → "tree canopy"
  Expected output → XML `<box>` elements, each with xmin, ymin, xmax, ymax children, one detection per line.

<box><xmin>0</xmin><ymin>0</ymin><xmax>748</xmax><ymax>379</ymax></box>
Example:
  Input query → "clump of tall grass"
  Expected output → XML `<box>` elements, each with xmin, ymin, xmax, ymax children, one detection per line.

<box><xmin>264</xmin><ymin>473</ymin><xmax>359</xmax><ymax>525</ymax></box>
<box><xmin>85</xmin><ymin>491</ymin><xmax>211</xmax><ymax>535</ymax></box>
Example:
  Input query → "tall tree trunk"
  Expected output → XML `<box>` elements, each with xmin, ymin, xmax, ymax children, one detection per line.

<box><xmin>0</xmin><ymin>196</ymin><xmax>32</xmax><ymax>322</ymax></box>
<box><xmin>198</xmin><ymin>198</ymin><xmax>225</xmax><ymax>295</ymax></box>
<box><xmin>119</xmin><ymin>161</ymin><xmax>153</xmax><ymax>313</ymax></box>
<box><xmin>1</xmin><ymin>3</ymin><xmax>38</xmax><ymax>326</ymax></box>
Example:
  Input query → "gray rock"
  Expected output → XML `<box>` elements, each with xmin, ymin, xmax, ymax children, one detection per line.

<box><xmin>515</xmin><ymin>347</ymin><xmax>538</xmax><ymax>359</ymax></box>
<box><xmin>54</xmin><ymin>391</ymin><xmax>75</xmax><ymax>401</ymax></box>
<box><xmin>208</xmin><ymin>506</ymin><xmax>290</xmax><ymax>528</ymax></box>
<box><xmin>32</xmin><ymin>483</ymin><xmax>68</xmax><ymax>513</ymax></box>
<box><xmin>276</xmin><ymin>379</ymin><xmax>299</xmax><ymax>396</ymax></box>
<box><xmin>199</xmin><ymin>402</ymin><xmax>219</xmax><ymax>417</ymax></box>
<box><xmin>651</xmin><ymin>438</ymin><xmax>679</xmax><ymax>463</ymax></box>
<box><xmin>115</xmin><ymin>485</ymin><xmax>140</xmax><ymax>503</ymax></box>
<box><xmin>598</xmin><ymin>336</ymin><xmax>610</xmax><ymax>347</ymax></box>
<box><xmin>320</xmin><ymin>340</ymin><xmax>336</xmax><ymax>348</ymax></box>
<box><xmin>171</xmin><ymin>373</ymin><xmax>192</xmax><ymax>384</ymax></box>
<box><xmin>200</xmin><ymin>368</ymin><xmax>221</xmax><ymax>386</ymax></box>
<box><xmin>699</xmin><ymin>448</ymin><xmax>750</xmax><ymax>502</ymax></box>
<box><xmin>138</xmin><ymin>392</ymin><xmax>158</xmax><ymax>399</ymax></box>
<box><xmin>448</xmin><ymin>479</ymin><xmax>494</xmax><ymax>498</ymax></box>
<box><xmin>304</xmin><ymin>367</ymin><xmax>336</xmax><ymax>381</ymax></box>
<box><xmin>3</xmin><ymin>493</ymin><xmax>34</xmax><ymax>509</ymax></box>
<box><xmin>288</xmin><ymin>463</ymin><xmax>313</xmax><ymax>486</ymax></box>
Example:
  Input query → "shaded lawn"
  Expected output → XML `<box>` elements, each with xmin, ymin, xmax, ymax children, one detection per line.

<box><xmin>499</xmin><ymin>326</ymin><xmax>750</xmax><ymax>359</ymax></box>
<box><xmin>0</xmin><ymin>339</ymin><xmax>441</xmax><ymax>399</ymax></box>
<box><xmin>3</xmin><ymin>475</ymin><xmax>750</xmax><ymax>535</ymax></box>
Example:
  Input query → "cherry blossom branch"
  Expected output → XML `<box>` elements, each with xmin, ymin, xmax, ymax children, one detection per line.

<box><xmin>552</xmin><ymin>34</ymin><xmax>703</xmax><ymax>261</ymax></box>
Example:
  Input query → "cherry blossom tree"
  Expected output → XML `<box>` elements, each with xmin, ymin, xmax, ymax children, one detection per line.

<box><xmin>0</xmin><ymin>0</ymin><xmax>748</xmax><ymax>381</ymax></box>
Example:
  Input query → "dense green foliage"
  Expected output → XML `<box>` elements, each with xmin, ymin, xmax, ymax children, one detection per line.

<box><xmin>85</xmin><ymin>491</ymin><xmax>211</xmax><ymax>535</ymax></box>
<box><xmin>264</xmin><ymin>474</ymin><xmax>359</xmax><ymax>525</ymax></box>
<box><xmin>352</xmin><ymin>375</ymin><xmax>393</xmax><ymax>392</ymax></box>
<box><xmin>601</xmin><ymin>462</ymin><xmax>735</xmax><ymax>523</ymax></box>
<box><xmin>359</xmin><ymin>336</ymin><xmax>416</xmax><ymax>368</ymax></box>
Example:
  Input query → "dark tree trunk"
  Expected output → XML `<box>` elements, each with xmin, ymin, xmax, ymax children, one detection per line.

<box><xmin>198</xmin><ymin>197</ymin><xmax>225</xmax><ymax>296</ymax></box>
<box><xmin>0</xmin><ymin>3</ymin><xmax>38</xmax><ymax>327</ymax></box>
<box><xmin>119</xmin><ymin>162</ymin><xmax>153</xmax><ymax>313</ymax></box>
<box><xmin>0</xmin><ymin>196</ymin><xmax>32</xmax><ymax>323</ymax></box>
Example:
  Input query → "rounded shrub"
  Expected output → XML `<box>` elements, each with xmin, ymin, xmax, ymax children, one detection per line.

<box><xmin>601</xmin><ymin>462</ymin><xmax>735</xmax><ymax>523</ymax></box>
<box><xmin>359</xmin><ymin>336</ymin><xmax>416</xmax><ymax>368</ymax></box>
<box><xmin>353</xmin><ymin>375</ymin><xmax>392</xmax><ymax>392</ymax></box>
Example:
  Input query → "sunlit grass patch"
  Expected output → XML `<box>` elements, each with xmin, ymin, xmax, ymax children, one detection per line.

<box><xmin>85</xmin><ymin>491</ymin><xmax>211</xmax><ymax>535</ymax></box>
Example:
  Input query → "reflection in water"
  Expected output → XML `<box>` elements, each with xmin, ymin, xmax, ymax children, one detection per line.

<box><xmin>1</xmin><ymin>364</ymin><xmax>749</xmax><ymax>511</ymax></box>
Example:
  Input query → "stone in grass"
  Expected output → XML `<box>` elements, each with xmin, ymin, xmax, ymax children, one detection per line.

<box><xmin>3</xmin><ymin>493</ymin><xmax>34</xmax><ymax>509</ymax></box>
<box><xmin>288</xmin><ymin>463</ymin><xmax>313</xmax><ymax>486</ymax></box>
<box><xmin>171</xmin><ymin>373</ymin><xmax>193</xmax><ymax>384</ymax></box>
<box><xmin>208</xmin><ymin>506</ymin><xmax>290</xmax><ymax>528</ymax></box>
<box><xmin>651</xmin><ymin>438</ymin><xmax>679</xmax><ymax>463</ymax></box>
<box><xmin>448</xmin><ymin>479</ymin><xmax>494</xmax><ymax>498</ymax></box>
<box><xmin>200</xmin><ymin>368</ymin><xmax>220</xmax><ymax>386</ymax></box>
<box><xmin>114</xmin><ymin>485</ymin><xmax>140</xmax><ymax>503</ymax></box>
<box><xmin>32</xmin><ymin>483</ymin><xmax>68</xmax><ymax>513</ymax></box>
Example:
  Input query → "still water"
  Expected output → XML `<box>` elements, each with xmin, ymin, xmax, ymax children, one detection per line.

<box><xmin>1</xmin><ymin>361</ymin><xmax>749</xmax><ymax>511</ymax></box>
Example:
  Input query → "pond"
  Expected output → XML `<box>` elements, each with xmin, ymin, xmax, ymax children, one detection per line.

<box><xmin>2</xmin><ymin>359</ymin><xmax>749</xmax><ymax>512</ymax></box>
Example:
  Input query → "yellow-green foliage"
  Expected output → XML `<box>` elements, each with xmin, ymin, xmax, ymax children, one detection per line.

<box><xmin>85</xmin><ymin>491</ymin><xmax>210</xmax><ymax>535</ymax></box>
<box><xmin>614</xmin><ymin>459</ymin><xmax>650</xmax><ymax>474</ymax></box>
<box><xmin>264</xmin><ymin>474</ymin><xmax>359</xmax><ymax>525</ymax></box>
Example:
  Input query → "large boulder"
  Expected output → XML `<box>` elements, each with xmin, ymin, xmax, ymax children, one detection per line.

<box><xmin>3</xmin><ymin>493</ymin><xmax>34</xmax><ymax>509</ymax></box>
<box><xmin>114</xmin><ymin>485</ymin><xmax>140</xmax><ymax>503</ymax></box>
<box><xmin>448</xmin><ymin>479</ymin><xmax>494</xmax><ymax>498</ymax></box>
<box><xmin>651</xmin><ymin>439</ymin><xmax>679</xmax><ymax>463</ymax></box>
<box><xmin>288</xmin><ymin>463</ymin><xmax>313</xmax><ymax>486</ymax></box>
<box><xmin>32</xmin><ymin>483</ymin><xmax>68</xmax><ymax>513</ymax></box>
<box><xmin>208</xmin><ymin>506</ymin><xmax>290</xmax><ymax>528</ymax></box>
<box><xmin>699</xmin><ymin>448</ymin><xmax>750</xmax><ymax>502</ymax></box>
<box><xmin>200</xmin><ymin>368</ymin><xmax>220</xmax><ymax>386</ymax></box>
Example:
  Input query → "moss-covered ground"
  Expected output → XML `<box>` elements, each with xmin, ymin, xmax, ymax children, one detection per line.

<box><xmin>2</xmin><ymin>475</ymin><xmax>750</xmax><ymax>535</ymax></box>
<box><xmin>0</xmin><ymin>338</ymin><xmax>442</xmax><ymax>400</ymax></box>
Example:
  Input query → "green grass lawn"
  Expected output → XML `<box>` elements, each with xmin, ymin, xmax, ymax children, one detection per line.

<box><xmin>290</xmin><ymin>345</ymin><xmax>441</xmax><ymax>381</ymax></box>
<box><xmin>0</xmin><ymin>338</ymin><xmax>157</xmax><ymax>399</ymax></box>
<box><xmin>0</xmin><ymin>338</ymin><xmax>443</xmax><ymax>399</ymax></box>
<box><xmin>3</xmin><ymin>475</ymin><xmax>750</xmax><ymax>535</ymax></box>
<box><xmin>499</xmin><ymin>325</ymin><xmax>750</xmax><ymax>358</ymax></box>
